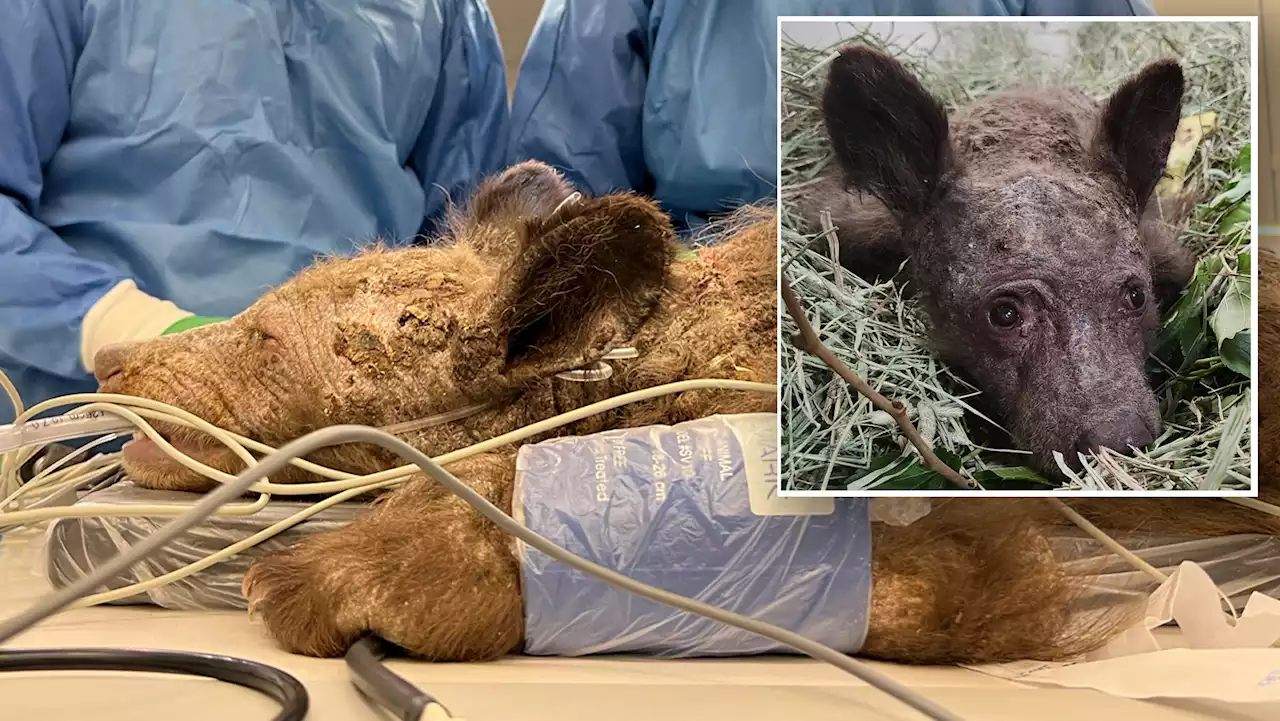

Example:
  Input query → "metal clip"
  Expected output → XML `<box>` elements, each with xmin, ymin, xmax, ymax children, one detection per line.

<box><xmin>552</xmin><ymin>191</ymin><xmax>583</xmax><ymax>215</ymax></box>
<box><xmin>555</xmin><ymin>347</ymin><xmax>637</xmax><ymax>383</ymax></box>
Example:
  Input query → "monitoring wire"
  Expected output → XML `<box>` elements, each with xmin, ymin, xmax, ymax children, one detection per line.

<box><xmin>3</xmin><ymin>367</ymin><xmax>1271</xmax><ymax>719</ymax></box>
<box><xmin>0</xmin><ymin>423</ymin><xmax>968</xmax><ymax>721</ymax></box>
<box><xmin>0</xmin><ymin>380</ymin><xmax>780</xmax><ymax>609</ymax></box>
<box><xmin>0</xmin><ymin>647</ymin><xmax>308</xmax><ymax>721</ymax></box>
<box><xmin>3</xmin><ymin>380</ymin><xmax>780</xmax><ymax>501</ymax></box>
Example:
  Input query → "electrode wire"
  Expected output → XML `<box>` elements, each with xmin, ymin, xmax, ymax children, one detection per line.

<box><xmin>0</xmin><ymin>647</ymin><xmax>308</xmax><ymax>721</ymax></box>
<box><xmin>0</xmin><ymin>377</ymin><xmax>780</xmax><ymax>607</ymax></box>
<box><xmin>0</xmin><ymin>423</ymin><xmax>967</xmax><ymax>721</ymax></box>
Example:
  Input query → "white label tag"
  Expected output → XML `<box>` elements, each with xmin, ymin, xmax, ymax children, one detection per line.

<box><xmin>721</xmin><ymin>414</ymin><xmax>834</xmax><ymax>517</ymax></box>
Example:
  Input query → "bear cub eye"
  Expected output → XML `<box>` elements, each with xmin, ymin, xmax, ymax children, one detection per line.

<box><xmin>1123</xmin><ymin>283</ymin><xmax>1146</xmax><ymax>310</ymax></box>
<box><xmin>989</xmin><ymin>300</ymin><xmax>1021</xmax><ymax>329</ymax></box>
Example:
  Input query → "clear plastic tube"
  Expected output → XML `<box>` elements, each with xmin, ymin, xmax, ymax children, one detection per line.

<box><xmin>379</xmin><ymin>402</ymin><xmax>496</xmax><ymax>436</ymax></box>
<box><xmin>0</xmin><ymin>411</ymin><xmax>137</xmax><ymax>454</ymax></box>
<box><xmin>1</xmin><ymin>350</ymin><xmax>642</xmax><ymax>455</ymax></box>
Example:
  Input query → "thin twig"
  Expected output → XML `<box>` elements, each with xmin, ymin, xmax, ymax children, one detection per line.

<box><xmin>781</xmin><ymin>276</ymin><xmax>977</xmax><ymax>490</ymax></box>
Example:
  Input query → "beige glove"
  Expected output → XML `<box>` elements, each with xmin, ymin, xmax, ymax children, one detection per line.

<box><xmin>80</xmin><ymin>279</ymin><xmax>193</xmax><ymax>374</ymax></box>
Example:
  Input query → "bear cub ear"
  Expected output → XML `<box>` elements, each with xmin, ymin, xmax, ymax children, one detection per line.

<box><xmin>821</xmin><ymin>45</ymin><xmax>953</xmax><ymax>218</ymax></box>
<box><xmin>467</xmin><ymin>194</ymin><xmax>676</xmax><ymax>382</ymax></box>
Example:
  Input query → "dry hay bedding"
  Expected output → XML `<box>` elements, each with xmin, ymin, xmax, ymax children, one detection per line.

<box><xmin>779</xmin><ymin>22</ymin><xmax>1253</xmax><ymax>491</ymax></box>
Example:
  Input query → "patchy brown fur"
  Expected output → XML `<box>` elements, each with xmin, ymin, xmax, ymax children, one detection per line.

<box><xmin>94</xmin><ymin>162</ymin><xmax>1272</xmax><ymax>667</ymax></box>
<box><xmin>1259</xmin><ymin>249</ymin><xmax>1280</xmax><ymax>484</ymax></box>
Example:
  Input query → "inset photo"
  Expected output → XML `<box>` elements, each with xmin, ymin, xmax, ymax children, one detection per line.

<box><xmin>778</xmin><ymin>18</ymin><xmax>1257</xmax><ymax>494</ymax></box>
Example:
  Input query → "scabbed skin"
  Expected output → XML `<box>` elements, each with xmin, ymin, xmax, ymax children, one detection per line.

<box><xmin>804</xmin><ymin>46</ymin><xmax>1196</xmax><ymax>474</ymax></box>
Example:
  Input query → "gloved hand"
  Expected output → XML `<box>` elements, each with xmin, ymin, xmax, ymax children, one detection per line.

<box><xmin>80</xmin><ymin>279</ymin><xmax>227</xmax><ymax>373</ymax></box>
<box><xmin>162</xmin><ymin>316</ymin><xmax>230</xmax><ymax>335</ymax></box>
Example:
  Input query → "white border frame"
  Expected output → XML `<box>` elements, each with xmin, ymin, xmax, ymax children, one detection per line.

<box><xmin>775</xmin><ymin>15</ymin><xmax>1261</xmax><ymax>498</ymax></box>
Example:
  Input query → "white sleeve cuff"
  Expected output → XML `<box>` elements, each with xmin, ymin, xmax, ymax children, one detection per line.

<box><xmin>81</xmin><ymin>280</ymin><xmax>194</xmax><ymax>373</ymax></box>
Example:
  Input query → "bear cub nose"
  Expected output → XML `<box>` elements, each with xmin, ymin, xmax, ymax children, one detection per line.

<box><xmin>1076</xmin><ymin>412</ymin><xmax>1153</xmax><ymax>456</ymax></box>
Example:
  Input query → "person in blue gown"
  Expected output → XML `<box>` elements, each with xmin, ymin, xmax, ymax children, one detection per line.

<box><xmin>0</xmin><ymin>0</ymin><xmax>510</xmax><ymax>421</ymax></box>
<box><xmin>509</xmin><ymin>0</ymin><xmax>1156</xmax><ymax>234</ymax></box>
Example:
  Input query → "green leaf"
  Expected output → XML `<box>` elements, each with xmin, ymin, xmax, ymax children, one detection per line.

<box><xmin>1210</xmin><ymin>272</ymin><xmax>1250</xmax><ymax>352</ymax></box>
<box><xmin>845</xmin><ymin>454</ymin><xmax>924</xmax><ymax>489</ymax></box>
<box><xmin>1220</xmin><ymin>331</ymin><xmax>1250</xmax><ymax>377</ymax></box>
<box><xmin>1157</xmin><ymin>254</ymin><xmax>1223</xmax><ymax>363</ymax></box>
<box><xmin>1218</xmin><ymin>204</ymin><xmax>1251</xmax><ymax>236</ymax></box>
<box><xmin>988</xmin><ymin>466</ymin><xmax>1053</xmax><ymax>482</ymax></box>
<box><xmin>1177</xmin><ymin>312</ymin><xmax>1208</xmax><ymax>361</ymax></box>
<box><xmin>1205</xmin><ymin>257</ymin><xmax>1250</xmax><ymax>379</ymax></box>
<box><xmin>867</xmin><ymin>466</ymin><xmax>953</xmax><ymax>490</ymax></box>
<box><xmin>973</xmin><ymin>466</ymin><xmax>1056</xmax><ymax>490</ymax></box>
<box><xmin>848</xmin><ymin>449</ymin><xmax>969</xmax><ymax>491</ymax></box>
<box><xmin>1208</xmin><ymin>175</ymin><xmax>1251</xmax><ymax>209</ymax></box>
<box><xmin>936</xmin><ymin>449</ymin><xmax>963</xmax><ymax>467</ymax></box>
<box><xmin>1235</xmin><ymin>144</ymin><xmax>1252</xmax><ymax>173</ymax></box>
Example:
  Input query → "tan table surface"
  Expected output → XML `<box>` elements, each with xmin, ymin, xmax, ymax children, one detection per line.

<box><xmin>0</xmin><ymin>527</ymin><xmax>1264</xmax><ymax>721</ymax></box>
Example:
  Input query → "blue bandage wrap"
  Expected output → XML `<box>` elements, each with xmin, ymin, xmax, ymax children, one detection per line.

<box><xmin>516</xmin><ymin>413</ymin><xmax>871</xmax><ymax>658</ymax></box>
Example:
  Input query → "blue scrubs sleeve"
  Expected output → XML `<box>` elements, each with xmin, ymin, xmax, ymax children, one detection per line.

<box><xmin>0</xmin><ymin>0</ymin><xmax>126</xmax><ymax>384</ymax></box>
<box><xmin>1022</xmin><ymin>0</ymin><xmax>1155</xmax><ymax>13</ymax></box>
<box><xmin>411</xmin><ymin>0</ymin><xmax>512</xmax><ymax>233</ymax></box>
<box><xmin>508</xmin><ymin>0</ymin><xmax>653</xmax><ymax>199</ymax></box>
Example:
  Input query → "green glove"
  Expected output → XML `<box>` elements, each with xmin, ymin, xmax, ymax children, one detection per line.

<box><xmin>162</xmin><ymin>316</ymin><xmax>230</xmax><ymax>335</ymax></box>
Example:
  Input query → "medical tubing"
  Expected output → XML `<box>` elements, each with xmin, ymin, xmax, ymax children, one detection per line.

<box><xmin>0</xmin><ymin>381</ymin><xmax>782</xmax><ymax>608</ymax></box>
<box><xmin>0</xmin><ymin>647</ymin><xmax>308</xmax><ymax>721</ymax></box>
<box><xmin>0</xmin><ymin>424</ymin><xmax>966</xmax><ymax>721</ymax></box>
<box><xmin>1047</xmin><ymin>499</ymin><xmax>1168</xmax><ymax>583</ymax></box>
<box><xmin>0</xmin><ymin>410</ymin><xmax>136</xmax><ymax>452</ymax></box>
<box><xmin>0</xmin><ymin>468</ymin><xmax>118</xmax><ymax>535</ymax></box>
<box><xmin>347</xmin><ymin>635</ymin><xmax>442</xmax><ymax>721</ymax></box>
<box><xmin>0</xmin><ymin>381</ymin><xmax>776</xmax><ymax>529</ymax></box>
<box><xmin>1229</xmin><ymin>496</ymin><xmax>1280</xmax><ymax>518</ymax></box>
<box><xmin>0</xmin><ymin>370</ymin><xmax>32</xmax><ymax>498</ymax></box>
<box><xmin>5</xmin><ymin>376</ymin><xmax>1259</xmax><ymax>639</ymax></box>
<box><xmin>4</xmin><ymin>380</ymin><xmax>779</xmax><ymax>496</ymax></box>
<box><xmin>2</xmin><ymin>443</ymin><xmax>113</xmax><ymax>510</ymax></box>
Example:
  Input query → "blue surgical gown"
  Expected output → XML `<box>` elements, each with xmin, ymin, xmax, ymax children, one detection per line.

<box><xmin>509</xmin><ymin>0</ymin><xmax>1156</xmax><ymax>232</ymax></box>
<box><xmin>0</xmin><ymin>0</ymin><xmax>510</xmax><ymax>421</ymax></box>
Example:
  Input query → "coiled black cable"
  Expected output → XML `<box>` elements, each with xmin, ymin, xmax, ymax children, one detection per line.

<box><xmin>0</xmin><ymin>647</ymin><xmax>308</xmax><ymax>721</ymax></box>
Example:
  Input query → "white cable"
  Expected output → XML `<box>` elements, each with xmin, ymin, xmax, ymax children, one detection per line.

<box><xmin>6</xmin><ymin>380</ymin><xmax>776</xmax><ymax>497</ymax></box>
<box><xmin>72</xmin><ymin>478</ymin><xmax>399</xmax><ymax>607</ymax></box>
<box><xmin>0</xmin><ymin>373</ymin><xmax>778</xmax><ymax>604</ymax></box>
<box><xmin>1</xmin><ymin>369</ymin><xmax>30</xmax><ymax>499</ymax></box>
<box><xmin>51</xmin><ymin>381</ymin><xmax>777</xmax><ymax>605</ymax></box>
<box><xmin>0</xmin><ymin>380</ymin><xmax>777</xmax><ymax>528</ymax></box>
<box><xmin>423</xmin><ymin>704</ymin><xmax>459</xmax><ymax>721</ymax></box>
<box><xmin>1047</xmin><ymin>499</ymin><xmax>1168</xmax><ymax>582</ymax></box>
<box><xmin>0</xmin><ymin>424</ymin><xmax>967</xmax><ymax>721</ymax></box>
<box><xmin>2</xmin><ymin>365</ymin><xmax>1270</xmax><ymax>704</ymax></box>
<box><xmin>1227</xmin><ymin>496</ymin><xmax>1280</xmax><ymax>518</ymax></box>
<box><xmin>1047</xmin><ymin>498</ymin><xmax>1247</xmax><ymax>621</ymax></box>
<box><xmin>2</xmin><ymin>437</ymin><xmax>121</xmax><ymax>510</ymax></box>
<box><xmin>0</xmin><ymin>401</ymin><xmax>272</xmax><ymax>526</ymax></box>
<box><xmin>0</xmin><ymin>410</ymin><xmax>135</xmax><ymax>453</ymax></box>
<box><xmin>0</xmin><ymin>371</ymin><xmax>21</xmax><ymax>418</ymax></box>
<box><xmin>4</xmin><ymin>369</ymin><xmax>1273</xmax><ymax>614</ymax></box>
<box><xmin>9</xmin><ymin>393</ymin><xmax>355</xmax><ymax>481</ymax></box>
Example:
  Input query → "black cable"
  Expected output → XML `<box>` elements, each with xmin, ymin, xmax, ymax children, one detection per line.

<box><xmin>0</xmin><ymin>647</ymin><xmax>308</xmax><ymax>721</ymax></box>
<box><xmin>346</xmin><ymin>636</ymin><xmax>441</xmax><ymax>721</ymax></box>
